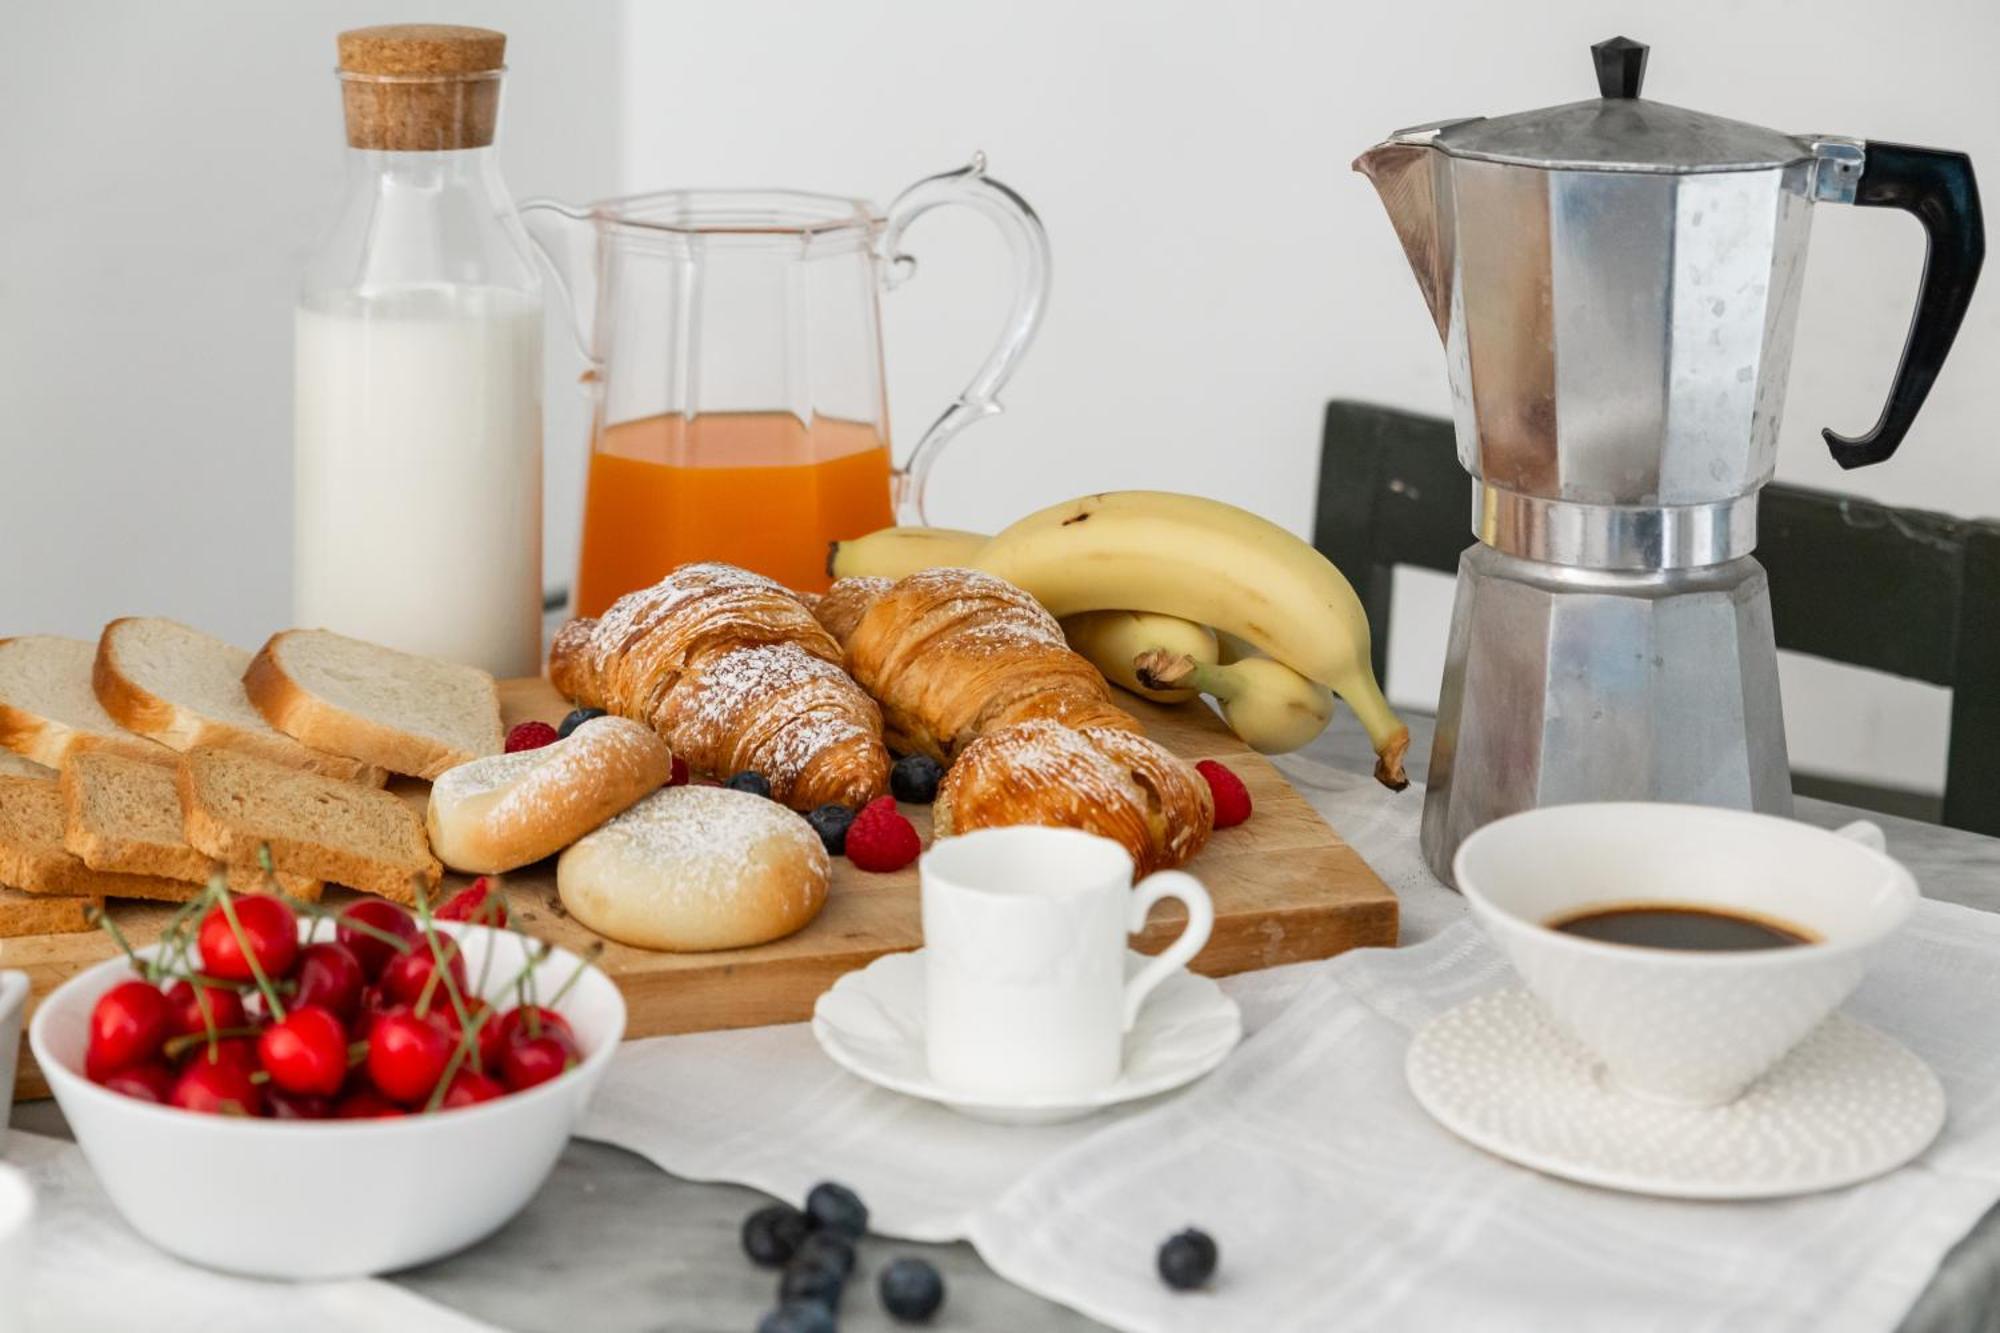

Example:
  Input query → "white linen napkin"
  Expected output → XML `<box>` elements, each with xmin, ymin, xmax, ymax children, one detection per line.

<box><xmin>579</xmin><ymin>766</ymin><xmax>2000</xmax><ymax>1331</ymax></box>
<box><xmin>2</xmin><ymin>1131</ymin><xmax>494</xmax><ymax>1333</ymax></box>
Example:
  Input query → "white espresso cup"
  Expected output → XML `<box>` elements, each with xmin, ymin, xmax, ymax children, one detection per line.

<box><xmin>921</xmin><ymin>827</ymin><xmax>1214</xmax><ymax>1098</ymax></box>
<box><xmin>1457</xmin><ymin>803</ymin><xmax>1918</xmax><ymax>1107</ymax></box>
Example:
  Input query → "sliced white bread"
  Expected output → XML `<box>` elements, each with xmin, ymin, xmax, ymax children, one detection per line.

<box><xmin>0</xmin><ymin>885</ymin><xmax>98</xmax><ymax>937</ymax></box>
<box><xmin>0</xmin><ymin>774</ymin><xmax>201</xmax><ymax>904</ymax></box>
<box><xmin>178</xmin><ymin>747</ymin><xmax>441</xmax><ymax>903</ymax></box>
<box><xmin>60</xmin><ymin>750</ymin><xmax>322</xmax><ymax>899</ymax></box>
<box><xmin>0</xmin><ymin>636</ymin><xmax>174</xmax><ymax>769</ymax></box>
<box><xmin>93</xmin><ymin>617</ymin><xmax>385</xmax><ymax>785</ymax></box>
<box><xmin>244</xmin><ymin>629</ymin><xmax>503</xmax><ymax>780</ymax></box>
<box><xmin>0</xmin><ymin>752</ymin><xmax>53</xmax><ymax>780</ymax></box>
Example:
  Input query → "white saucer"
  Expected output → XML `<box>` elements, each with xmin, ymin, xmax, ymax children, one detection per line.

<box><xmin>811</xmin><ymin>949</ymin><xmax>1242</xmax><ymax>1125</ymax></box>
<box><xmin>1407</xmin><ymin>987</ymin><xmax>1946</xmax><ymax>1200</ymax></box>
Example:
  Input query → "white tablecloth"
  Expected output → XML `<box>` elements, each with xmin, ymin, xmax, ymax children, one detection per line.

<box><xmin>580</xmin><ymin>759</ymin><xmax>2000</xmax><ymax>1332</ymax></box>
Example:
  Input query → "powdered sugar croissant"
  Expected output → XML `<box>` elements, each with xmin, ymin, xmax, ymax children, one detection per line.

<box><xmin>818</xmin><ymin>568</ymin><xmax>1213</xmax><ymax>874</ymax></box>
<box><xmin>817</xmin><ymin>568</ymin><xmax>1139</xmax><ymax>762</ymax></box>
<box><xmin>549</xmin><ymin>563</ymin><xmax>890</xmax><ymax>810</ymax></box>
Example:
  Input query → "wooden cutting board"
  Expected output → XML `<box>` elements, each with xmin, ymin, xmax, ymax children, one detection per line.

<box><xmin>5</xmin><ymin>678</ymin><xmax>1399</xmax><ymax>1099</ymax></box>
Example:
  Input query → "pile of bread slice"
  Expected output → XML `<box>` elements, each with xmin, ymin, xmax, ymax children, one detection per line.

<box><xmin>0</xmin><ymin>619</ymin><xmax>503</xmax><ymax>936</ymax></box>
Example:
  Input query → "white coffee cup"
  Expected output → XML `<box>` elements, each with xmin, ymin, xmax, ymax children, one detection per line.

<box><xmin>921</xmin><ymin>827</ymin><xmax>1214</xmax><ymax>1098</ymax></box>
<box><xmin>1457</xmin><ymin>803</ymin><xmax>1918</xmax><ymax>1107</ymax></box>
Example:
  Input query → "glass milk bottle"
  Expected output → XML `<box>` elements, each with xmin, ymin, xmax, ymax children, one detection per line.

<box><xmin>294</xmin><ymin>24</ymin><xmax>543</xmax><ymax>676</ymax></box>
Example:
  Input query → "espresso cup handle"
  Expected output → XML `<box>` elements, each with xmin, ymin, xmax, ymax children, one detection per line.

<box><xmin>1121</xmin><ymin>871</ymin><xmax>1215</xmax><ymax>1031</ymax></box>
<box><xmin>1836</xmin><ymin>820</ymin><xmax>1888</xmax><ymax>853</ymax></box>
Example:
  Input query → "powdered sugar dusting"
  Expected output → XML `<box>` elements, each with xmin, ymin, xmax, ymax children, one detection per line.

<box><xmin>430</xmin><ymin>716</ymin><xmax>667</xmax><ymax>825</ymax></box>
<box><xmin>898</xmin><ymin>569</ymin><xmax>1065</xmax><ymax>655</ymax></box>
<box><xmin>582</xmin><ymin>784</ymin><xmax>828</xmax><ymax>905</ymax></box>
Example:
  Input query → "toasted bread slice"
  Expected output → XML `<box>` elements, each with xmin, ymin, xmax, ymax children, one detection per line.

<box><xmin>61</xmin><ymin>750</ymin><xmax>322</xmax><ymax>899</ymax></box>
<box><xmin>244</xmin><ymin>629</ymin><xmax>502</xmax><ymax>780</ymax></box>
<box><xmin>0</xmin><ymin>774</ymin><xmax>211</xmax><ymax>903</ymax></box>
<box><xmin>0</xmin><ymin>636</ymin><xmax>174</xmax><ymax>769</ymax></box>
<box><xmin>0</xmin><ymin>752</ymin><xmax>53</xmax><ymax>780</ymax></box>
<box><xmin>94</xmin><ymin>617</ymin><xmax>386</xmax><ymax>785</ymax></box>
<box><xmin>0</xmin><ymin>885</ymin><xmax>98</xmax><ymax>937</ymax></box>
<box><xmin>178</xmin><ymin>747</ymin><xmax>440</xmax><ymax>902</ymax></box>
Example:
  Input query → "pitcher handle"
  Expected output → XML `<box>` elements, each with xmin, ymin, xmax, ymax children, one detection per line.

<box><xmin>879</xmin><ymin>153</ymin><xmax>1051</xmax><ymax>522</ymax></box>
<box><xmin>518</xmin><ymin>198</ymin><xmax>602</xmax><ymax>373</ymax></box>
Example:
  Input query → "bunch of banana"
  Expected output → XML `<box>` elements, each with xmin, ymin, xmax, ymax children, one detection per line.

<box><xmin>826</xmin><ymin>491</ymin><xmax>1409</xmax><ymax>788</ymax></box>
<box><xmin>971</xmin><ymin>492</ymin><xmax>1409</xmax><ymax>789</ymax></box>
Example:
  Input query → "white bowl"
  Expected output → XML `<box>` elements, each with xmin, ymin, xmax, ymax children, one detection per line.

<box><xmin>1456</xmin><ymin>804</ymin><xmax>1917</xmax><ymax>1107</ymax></box>
<box><xmin>30</xmin><ymin>921</ymin><xmax>625</xmax><ymax>1279</ymax></box>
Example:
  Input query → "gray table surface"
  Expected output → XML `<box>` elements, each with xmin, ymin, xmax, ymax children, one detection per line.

<box><xmin>19</xmin><ymin>709</ymin><xmax>2000</xmax><ymax>1332</ymax></box>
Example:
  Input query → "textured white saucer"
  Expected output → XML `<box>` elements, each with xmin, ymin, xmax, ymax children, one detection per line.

<box><xmin>812</xmin><ymin>950</ymin><xmax>1241</xmax><ymax>1125</ymax></box>
<box><xmin>1407</xmin><ymin>987</ymin><xmax>1946</xmax><ymax>1200</ymax></box>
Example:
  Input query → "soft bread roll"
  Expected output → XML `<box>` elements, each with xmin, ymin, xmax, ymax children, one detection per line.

<box><xmin>427</xmin><ymin>717</ymin><xmax>672</xmax><ymax>874</ymax></box>
<box><xmin>557</xmin><ymin>785</ymin><xmax>831</xmax><ymax>952</ymax></box>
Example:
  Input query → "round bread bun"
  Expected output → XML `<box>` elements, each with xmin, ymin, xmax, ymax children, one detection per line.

<box><xmin>426</xmin><ymin>716</ymin><xmax>672</xmax><ymax>873</ymax></box>
<box><xmin>556</xmin><ymin>785</ymin><xmax>832</xmax><ymax>952</ymax></box>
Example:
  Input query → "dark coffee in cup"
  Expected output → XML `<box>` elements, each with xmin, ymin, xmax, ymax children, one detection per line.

<box><xmin>1548</xmin><ymin>904</ymin><xmax>1814</xmax><ymax>952</ymax></box>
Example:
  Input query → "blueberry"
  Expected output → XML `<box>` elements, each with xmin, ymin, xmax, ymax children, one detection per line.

<box><xmin>556</xmin><ymin>706</ymin><xmax>606</xmax><ymax>740</ymax></box>
<box><xmin>878</xmin><ymin>1256</ymin><xmax>946</xmax><ymax>1323</ymax></box>
<box><xmin>1156</xmin><ymin>1227</ymin><xmax>1218</xmax><ymax>1291</ymax></box>
<box><xmin>779</xmin><ymin>1257</ymin><xmax>846</xmax><ymax>1310</ymax></box>
<box><xmin>793</xmin><ymin>1229</ymin><xmax>855</xmax><ymax>1279</ymax></box>
<box><xmin>889</xmin><ymin>754</ymin><xmax>944</xmax><ymax>804</ymax></box>
<box><xmin>742</xmin><ymin>1203</ymin><xmax>809</xmax><ymax>1268</ymax></box>
<box><xmin>757</xmin><ymin>1302</ymin><xmax>836</xmax><ymax>1333</ymax></box>
<box><xmin>805</xmin><ymin>1180</ymin><xmax>870</xmax><ymax>1238</ymax></box>
<box><xmin>725</xmin><ymin>771</ymin><xmax>773</xmax><ymax>798</ymax></box>
<box><xmin>805</xmin><ymin>804</ymin><xmax>856</xmax><ymax>856</ymax></box>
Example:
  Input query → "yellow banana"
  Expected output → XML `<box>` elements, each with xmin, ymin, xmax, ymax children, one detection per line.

<box><xmin>1213</xmin><ymin>629</ymin><xmax>1259</xmax><ymax>665</ymax></box>
<box><xmin>828</xmin><ymin>526</ymin><xmax>988</xmax><ymax>581</ymax></box>
<box><xmin>1134</xmin><ymin>650</ymin><xmax>1335</xmax><ymax>753</ymax></box>
<box><xmin>973</xmin><ymin>491</ymin><xmax>1408</xmax><ymax>788</ymax></box>
<box><xmin>1061</xmin><ymin>610</ymin><xmax>1219</xmax><ymax>704</ymax></box>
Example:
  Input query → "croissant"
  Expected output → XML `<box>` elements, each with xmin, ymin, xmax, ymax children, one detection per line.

<box><xmin>935</xmin><ymin>720</ymin><xmax>1214</xmax><ymax>875</ymax></box>
<box><xmin>550</xmin><ymin>563</ymin><xmax>890</xmax><ymax>810</ymax></box>
<box><xmin>818</xmin><ymin>568</ymin><xmax>1139</xmax><ymax>762</ymax></box>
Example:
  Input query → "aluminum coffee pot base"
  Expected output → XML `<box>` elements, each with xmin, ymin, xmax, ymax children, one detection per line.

<box><xmin>1420</xmin><ymin>546</ymin><xmax>1794</xmax><ymax>887</ymax></box>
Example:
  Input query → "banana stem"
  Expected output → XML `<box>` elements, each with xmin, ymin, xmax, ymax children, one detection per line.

<box><xmin>1140</xmin><ymin>649</ymin><xmax>1410</xmax><ymax>791</ymax></box>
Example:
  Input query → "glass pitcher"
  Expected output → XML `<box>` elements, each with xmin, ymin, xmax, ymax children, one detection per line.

<box><xmin>523</xmin><ymin>155</ymin><xmax>1049</xmax><ymax>613</ymax></box>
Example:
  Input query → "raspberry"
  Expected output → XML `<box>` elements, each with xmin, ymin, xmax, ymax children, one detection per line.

<box><xmin>667</xmin><ymin>755</ymin><xmax>690</xmax><ymax>787</ymax></box>
<box><xmin>844</xmin><ymin>801</ymin><xmax>921</xmax><ymax>872</ymax></box>
<box><xmin>1195</xmin><ymin>760</ymin><xmax>1252</xmax><ymax>828</ymax></box>
<box><xmin>505</xmin><ymin>721</ymin><xmax>559</xmax><ymax>753</ymax></box>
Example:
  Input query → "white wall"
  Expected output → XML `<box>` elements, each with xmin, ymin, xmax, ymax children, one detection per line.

<box><xmin>619</xmin><ymin>0</ymin><xmax>1997</xmax><ymax>793</ymax></box>
<box><xmin>4</xmin><ymin>1</ymin><xmax>1994</xmax><ymax>793</ymax></box>
<box><xmin>0</xmin><ymin>0</ymin><xmax>620</xmax><ymax>649</ymax></box>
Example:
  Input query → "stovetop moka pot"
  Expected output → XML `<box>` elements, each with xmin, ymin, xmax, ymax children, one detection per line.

<box><xmin>1356</xmin><ymin>37</ymin><xmax>1984</xmax><ymax>884</ymax></box>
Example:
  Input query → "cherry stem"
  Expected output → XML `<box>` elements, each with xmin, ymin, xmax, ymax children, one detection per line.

<box><xmin>420</xmin><ymin>941</ymin><xmax>552</xmax><ymax>1114</ymax></box>
<box><xmin>411</xmin><ymin>879</ymin><xmax>477</xmax><ymax>1040</ymax></box>
<box><xmin>163</xmin><ymin>1025</ymin><xmax>260</xmax><ymax>1061</ymax></box>
<box><xmin>88</xmin><ymin>906</ymin><xmax>150</xmax><ymax>980</ymax></box>
<box><xmin>211</xmin><ymin>883</ymin><xmax>287</xmax><ymax>1023</ymax></box>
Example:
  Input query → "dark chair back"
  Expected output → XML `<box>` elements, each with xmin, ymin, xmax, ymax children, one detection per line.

<box><xmin>1314</xmin><ymin>399</ymin><xmax>2000</xmax><ymax>836</ymax></box>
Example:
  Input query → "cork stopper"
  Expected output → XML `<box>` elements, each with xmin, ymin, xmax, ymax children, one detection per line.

<box><xmin>336</xmin><ymin>25</ymin><xmax>506</xmax><ymax>152</ymax></box>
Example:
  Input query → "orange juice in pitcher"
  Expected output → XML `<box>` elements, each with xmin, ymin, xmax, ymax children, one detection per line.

<box><xmin>524</xmin><ymin>158</ymin><xmax>1050</xmax><ymax>615</ymax></box>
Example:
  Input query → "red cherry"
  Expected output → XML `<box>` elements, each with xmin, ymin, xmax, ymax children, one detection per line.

<box><xmin>100</xmin><ymin>1060</ymin><xmax>174</xmax><ymax>1103</ymax></box>
<box><xmin>501</xmin><ymin>1032</ymin><xmax>579</xmax><ymax>1092</ymax></box>
<box><xmin>350</xmin><ymin>984</ymin><xmax>397</xmax><ymax>1042</ymax></box>
<box><xmin>424</xmin><ymin>998</ymin><xmax>504</xmax><ymax>1071</ymax></box>
<box><xmin>169</xmin><ymin>1057</ymin><xmax>264</xmax><ymax>1116</ymax></box>
<box><xmin>380</xmin><ymin>937</ymin><xmax>467</xmax><ymax>1013</ymax></box>
<box><xmin>267</xmin><ymin>1089</ymin><xmax>334</xmax><ymax>1120</ymax></box>
<box><xmin>197</xmin><ymin>894</ymin><xmax>299</xmax><ymax>983</ymax></box>
<box><xmin>257</xmin><ymin>1006</ymin><xmax>350</xmax><ymax>1097</ymax></box>
<box><xmin>334</xmin><ymin>1088</ymin><xmax>407</xmax><ymax>1119</ymax></box>
<box><xmin>366</xmin><ymin>1007</ymin><xmax>452</xmax><ymax>1104</ymax></box>
<box><xmin>292</xmin><ymin>941</ymin><xmax>365</xmax><ymax>1021</ymax></box>
<box><xmin>493</xmin><ymin>1005</ymin><xmax>575</xmax><ymax>1051</ymax></box>
<box><xmin>162</xmin><ymin>978</ymin><xmax>248</xmax><ymax>1039</ymax></box>
<box><xmin>441</xmin><ymin>1070</ymin><xmax>505</xmax><ymax>1109</ymax></box>
<box><xmin>436</xmin><ymin>877</ymin><xmax>509</xmax><ymax>928</ymax></box>
<box><xmin>86</xmin><ymin>980</ymin><xmax>172</xmax><ymax>1080</ymax></box>
<box><xmin>336</xmin><ymin>899</ymin><xmax>420</xmax><ymax>979</ymax></box>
